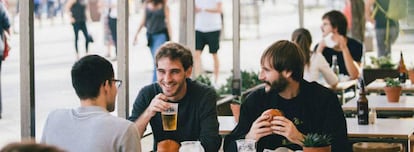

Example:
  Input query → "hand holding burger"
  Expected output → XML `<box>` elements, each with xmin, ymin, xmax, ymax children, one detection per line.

<box><xmin>261</xmin><ymin>109</ymin><xmax>283</xmax><ymax>122</ymax></box>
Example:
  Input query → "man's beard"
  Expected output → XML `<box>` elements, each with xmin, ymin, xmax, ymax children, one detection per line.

<box><xmin>264</xmin><ymin>76</ymin><xmax>289</xmax><ymax>93</ymax></box>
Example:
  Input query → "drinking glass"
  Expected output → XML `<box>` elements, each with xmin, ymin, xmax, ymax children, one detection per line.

<box><xmin>161</xmin><ymin>103</ymin><xmax>178</xmax><ymax>131</ymax></box>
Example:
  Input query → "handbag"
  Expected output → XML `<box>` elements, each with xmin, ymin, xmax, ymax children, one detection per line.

<box><xmin>2</xmin><ymin>32</ymin><xmax>11</xmax><ymax>61</ymax></box>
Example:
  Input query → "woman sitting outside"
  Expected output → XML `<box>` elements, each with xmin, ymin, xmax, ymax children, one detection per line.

<box><xmin>291</xmin><ymin>28</ymin><xmax>338</xmax><ymax>87</ymax></box>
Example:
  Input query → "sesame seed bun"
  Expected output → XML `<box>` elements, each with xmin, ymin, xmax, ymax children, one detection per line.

<box><xmin>262</xmin><ymin>109</ymin><xmax>284</xmax><ymax>122</ymax></box>
<box><xmin>157</xmin><ymin>139</ymin><xmax>180</xmax><ymax>152</ymax></box>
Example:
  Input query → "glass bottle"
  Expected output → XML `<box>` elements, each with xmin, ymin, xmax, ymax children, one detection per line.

<box><xmin>369</xmin><ymin>107</ymin><xmax>376</xmax><ymax>124</ymax></box>
<box><xmin>398</xmin><ymin>51</ymin><xmax>408</xmax><ymax>83</ymax></box>
<box><xmin>331</xmin><ymin>55</ymin><xmax>340</xmax><ymax>76</ymax></box>
<box><xmin>357</xmin><ymin>78</ymin><xmax>369</xmax><ymax>125</ymax></box>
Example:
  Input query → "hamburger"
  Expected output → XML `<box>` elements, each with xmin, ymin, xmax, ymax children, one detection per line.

<box><xmin>157</xmin><ymin>139</ymin><xmax>180</xmax><ymax>152</ymax></box>
<box><xmin>261</xmin><ymin>109</ymin><xmax>283</xmax><ymax>122</ymax></box>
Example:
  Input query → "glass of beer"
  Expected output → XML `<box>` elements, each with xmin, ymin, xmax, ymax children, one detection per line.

<box><xmin>161</xmin><ymin>103</ymin><xmax>178</xmax><ymax>131</ymax></box>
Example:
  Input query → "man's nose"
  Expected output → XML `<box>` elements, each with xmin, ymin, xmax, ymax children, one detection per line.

<box><xmin>163</xmin><ymin>73</ymin><xmax>173</xmax><ymax>82</ymax></box>
<box><xmin>258</xmin><ymin>71</ymin><xmax>265</xmax><ymax>80</ymax></box>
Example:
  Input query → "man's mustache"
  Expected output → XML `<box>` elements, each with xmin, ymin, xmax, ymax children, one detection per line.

<box><xmin>262</xmin><ymin>81</ymin><xmax>271</xmax><ymax>85</ymax></box>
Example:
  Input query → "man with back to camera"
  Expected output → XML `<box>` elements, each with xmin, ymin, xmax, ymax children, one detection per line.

<box><xmin>224</xmin><ymin>40</ymin><xmax>350</xmax><ymax>152</ymax></box>
<box><xmin>128</xmin><ymin>42</ymin><xmax>221</xmax><ymax>152</ymax></box>
<box><xmin>41</xmin><ymin>55</ymin><xmax>141</xmax><ymax>152</ymax></box>
<box><xmin>315</xmin><ymin>10</ymin><xmax>363</xmax><ymax>80</ymax></box>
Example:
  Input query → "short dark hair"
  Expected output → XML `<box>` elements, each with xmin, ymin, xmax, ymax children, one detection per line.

<box><xmin>71</xmin><ymin>55</ymin><xmax>114</xmax><ymax>100</ymax></box>
<box><xmin>0</xmin><ymin>141</ymin><xmax>65</xmax><ymax>152</ymax></box>
<box><xmin>260</xmin><ymin>40</ymin><xmax>305</xmax><ymax>82</ymax></box>
<box><xmin>291</xmin><ymin>28</ymin><xmax>312</xmax><ymax>65</ymax></box>
<box><xmin>155</xmin><ymin>42</ymin><xmax>193</xmax><ymax>71</ymax></box>
<box><xmin>322</xmin><ymin>10</ymin><xmax>348</xmax><ymax>36</ymax></box>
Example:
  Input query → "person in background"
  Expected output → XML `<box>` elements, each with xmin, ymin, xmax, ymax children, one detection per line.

<box><xmin>133</xmin><ymin>0</ymin><xmax>172</xmax><ymax>83</ymax></box>
<box><xmin>314</xmin><ymin>10</ymin><xmax>362</xmax><ymax>80</ymax></box>
<box><xmin>224</xmin><ymin>40</ymin><xmax>350</xmax><ymax>152</ymax></box>
<box><xmin>291</xmin><ymin>28</ymin><xmax>338</xmax><ymax>87</ymax></box>
<box><xmin>66</xmin><ymin>0</ymin><xmax>93</xmax><ymax>60</ymax></box>
<box><xmin>1</xmin><ymin>140</ymin><xmax>65</xmax><ymax>152</ymax></box>
<box><xmin>99</xmin><ymin>0</ymin><xmax>115</xmax><ymax>60</ymax></box>
<box><xmin>107</xmin><ymin>0</ymin><xmax>117</xmax><ymax>56</ymax></box>
<box><xmin>194</xmin><ymin>0</ymin><xmax>222</xmax><ymax>84</ymax></box>
<box><xmin>128</xmin><ymin>42</ymin><xmax>221</xmax><ymax>152</ymax></box>
<box><xmin>365</xmin><ymin>0</ymin><xmax>399</xmax><ymax>57</ymax></box>
<box><xmin>41</xmin><ymin>55</ymin><xmax>141</xmax><ymax>152</ymax></box>
<box><xmin>33</xmin><ymin>0</ymin><xmax>42</xmax><ymax>26</ymax></box>
<box><xmin>0</xmin><ymin>0</ymin><xmax>10</xmax><ymax>119</ymax></box>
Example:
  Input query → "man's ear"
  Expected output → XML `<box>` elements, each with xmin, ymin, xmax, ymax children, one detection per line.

<box><xmin>103</xmin><ymin>80</ymin><xmax>111</xmax><ymax>93</ymax></box>
<box><xmin>185</xmin><ymin>66</ymin><xmax>193</xmax><ymax>78</ymax></box>
<box><xmin>282</xmin><ymin>70</ymin><xmax>292</xmax><ymax>79</ymax></box>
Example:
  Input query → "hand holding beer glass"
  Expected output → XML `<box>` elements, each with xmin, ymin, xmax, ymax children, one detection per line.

<box><xmin>162</xmin><ymin>102</ymin><xmax>178</xmax><ymax>131</ymax></box>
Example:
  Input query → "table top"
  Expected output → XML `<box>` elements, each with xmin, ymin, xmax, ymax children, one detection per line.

<box><xmin>219</xmin><ymin>117</ymin><xmax>414</xmax><ymax>139</ymax></box>
<box><xmin>346</xmin><ymin>118</ymin><xmax>414</xmax><ymax>139</ymax></box>
<box><xmin>366</xmin><ymin>79</ymin><xmax>414</xmax><ymax>93</ymax></box>
<box><xmin>218</xmin><ymin>116</ymin><xmax>237</xmax><ymax>135</ymax></box>
<box><xmin>342</xmin><ymin>95</ymin><xmax>414</xmax><ymax>111</ymax></box>
<box><xmin>325</xmin><ymin>80</ymin><xmax>357</xmax><ymax>91</ymax></box>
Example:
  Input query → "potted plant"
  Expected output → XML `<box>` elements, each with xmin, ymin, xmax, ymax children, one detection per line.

<box><xmin>384</xmin><ymin>77</ymin><xmax>402</xmax><ymax>102</ymax></box>
<box><xmin>216</xmin><ymin>70</ymin><xmax>262</xmax><ymax>122</ymax></box>
<box><xmin>302</xmin><ymin>133</ymin><xmax>332</xmax><ymax>152</ymax></box>
<box><xmin>195</xmin><ymin>71</ymin><xmax>262</xmax><ymax>122</ymax></box>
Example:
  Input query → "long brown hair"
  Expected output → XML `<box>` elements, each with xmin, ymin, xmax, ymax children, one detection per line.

<box><xmin>260</xmin><ymin>40</ymin><xmax>306</xmax><ymax>82</ymax></box>
<box><xmin>291</xmin><ymin>28</ymin><xmax>312</xmax><ymax>66</ymax></box>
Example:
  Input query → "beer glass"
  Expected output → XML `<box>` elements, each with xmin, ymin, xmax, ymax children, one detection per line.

<box><xmin>161</xmin><ymin>103</ymin><xmax>178</xmax><ymax>131</ymax></box>
<box><xmin>236</xmin><ymin>139</ymin><xmax>256</xmax><ymax>152</ymax></box>
<box><xmin>179</xmin><ymin>141</ymin><xmax>205</xmax><ymax>152</ymax></box>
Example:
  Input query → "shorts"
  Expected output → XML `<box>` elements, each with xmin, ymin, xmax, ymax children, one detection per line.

<box><xmin>195</xmin><ymin>30</ymin><xmax>221</xmax><ymax>54</ymax></box>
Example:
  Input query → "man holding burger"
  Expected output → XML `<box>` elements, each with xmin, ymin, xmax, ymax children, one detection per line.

<box><xmin>224</xmin><ymin>40</ymin><xmax>350</xmax><ymax>152</ymax></box>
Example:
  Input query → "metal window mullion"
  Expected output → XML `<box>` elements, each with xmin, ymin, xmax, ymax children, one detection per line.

<box><xmin>298</xmin><ymin>0</ymin><xmax>304</xmax><ymax>28</ymax></box>
<box><xmin>232</xmin><ymin>0</ymin><xmax>241</xmax><ymax>96</ymax></box>
<box><xmin>20</xmin><ymin>0</ymin><xmax>35</xmax><ymax>138</ymax></box>
<box><xmin>116</xmin><ymin>0</ymin><xmax>129</xmax><ymax>119</ymax></box>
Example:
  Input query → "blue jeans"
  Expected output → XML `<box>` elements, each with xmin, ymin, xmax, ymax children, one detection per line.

<box><xmin>376</xmin><ymin>25</ymin><xmax>399</xmax><ymax>57</ymax></box>
<box><xmin>148</xmin><ymin>32</ymin><xmax>167</xmax><ymax>82</ymax></box>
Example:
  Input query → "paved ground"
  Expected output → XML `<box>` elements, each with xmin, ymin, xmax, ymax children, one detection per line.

<box><xmin>1</xmin><ymin>0</ymin><xmax>413</xmax><ymax>151</ymax></box>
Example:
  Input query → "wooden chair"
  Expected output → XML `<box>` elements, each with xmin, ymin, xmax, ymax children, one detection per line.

<box><xmin>353</xmin><ymin>142</ymin><xmax>401</xmax><ymax>152</ymax></box>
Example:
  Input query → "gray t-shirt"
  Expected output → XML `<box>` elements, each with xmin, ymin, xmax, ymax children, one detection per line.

<box><xmin>41</xmin><ymin>106</ymin><xmax>141</xmax><ymax>152</ymax></box>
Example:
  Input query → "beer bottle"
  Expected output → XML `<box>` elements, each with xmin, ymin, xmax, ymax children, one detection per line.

<box><xmin>398</xmin><ymin>51</ymin><xmax>408</xmax><ymax>83</ymax></box>
<box><xmin>357</xmin><ymin>78</ymin><xmax>369</xmax><ymax>125</ymax></box>
<box><xmin>331</xmin><ymin>55</ymin><xmax>340</xmax><ymax>76</ymax></box>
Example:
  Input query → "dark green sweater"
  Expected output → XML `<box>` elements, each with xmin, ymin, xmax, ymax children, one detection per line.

<box><xmin>224</xmin><ymin>80</ymin><xmax>350</xmax><ymax>152</ymax></box>
<box><xmin>128</xmin><ymin>78</ymin><xmax>221</xmax><ymax>152</ymax></box>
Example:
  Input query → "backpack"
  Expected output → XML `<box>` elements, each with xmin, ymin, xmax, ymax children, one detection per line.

<box><xmin>373</xmin><ymin>0</ymin><xmax>407</xmax><ymax>21</ymax></box>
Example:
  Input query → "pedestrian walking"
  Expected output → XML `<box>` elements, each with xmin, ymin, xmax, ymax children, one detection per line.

<box><xmin>133</xmin><ymin>0</ymin><xmax>172</xmax><ymax>82</ymax></box>
<box><xmin>66</xmin><ymin>0</ymin><xmax>93</xmax><ymax>59</ymax></box>
<box><xmin>194</xmin><ymin>0</ymin><xmax>222</xmax><ymax>84</ymax></box>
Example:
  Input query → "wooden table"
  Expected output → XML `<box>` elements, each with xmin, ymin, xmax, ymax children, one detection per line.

<box><xmin>366</xmin><ymin>79</ymin><xmax>414</xmax><ymax>94</ymax></box>
<box><xmin>342</xmin><ymin>95</ymin><xmax>414</xmax><ymax>117</ymax></box>
<box><xmin>347</xmin><ymin>118</ymin><xmax>414</xmax><ymax>152</ymax></box>
<box><xmin>325</xmin><ymin>80</ymin><xmax>357</xmax><ymax>104</ymax></box>
<box><xmin>218</xmin><ymin>116</ymin><xmax>237</xmax><ymax>135</ymax></box>
<box><xmin>219</xmin><ymin>117</ymin><xmax>414</xmax><ymax>151</ymax></box>
<box><xmin>343</xmin><ymin>95</ymin><xmax>414</xmax><ymax>111</ymax></box>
